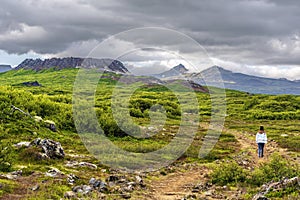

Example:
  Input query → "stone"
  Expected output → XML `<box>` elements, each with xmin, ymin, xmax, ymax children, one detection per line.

<box><xmin>81</xmin><ymin>185</ymin><xmax>93</xmax><ymax>194</ymax></box>
<box><xmin>253</xmin><ymin>176</ymin><xmax>299</xmax><ymax>199</ymax></box>
<box><xmin>106</xmin><ymin>175</ymin><xmax>119</xmax><ymax>182</ymax></box>
<box><xmin>32</xmin><ymin>138</ymin><xmax>65</xmax><ymax>159</ymax></box>
<box><xmin>22</xmin><ymin>81</ymin><xmax>42</xmax><ymax>87</ymax></box>
<box><xmin>64</xmin><ymin>191</ymin><xmax>76</xmax><ymax>199</ymax></box>
<box><xmin>34</xmin><ymin>116</ymin><xmax>43</xmax><ymax>122</ymax></box>
<box><xmin>135</xmin><ymin>176</ymin><xmax>143</xmax><ymax>184</ymax></box>
<box><xmin>14</xmin><ymin>142</ymin><xmax>31</xmax><ymax>148</ymax></box>
<box><xmin>11</xmin><ymin>170</ymin><xmax>22</xmax><ymax>176</ymax></box>
<box><xmin>204</xmin><ymin>190</ymin><xmax>212</xmax><ymax>196</ymax></box>
<box><xmin>31</xmin><ymin>184</ymin><xmax>40</xmax><ymax>191</ymax></box>
<box><xmin>89</xmin><ymin>177</ymin><xmax>97</xmax><ymax>185</ymax></box>
<box><xmin>67</xmin><ymin>174</ymin><xmax>79</xmax><ymax>185</ymax></box>
<box><xmin>99</xmin><ymin>181</ymin><xmax>108</xmax><ymax>192</ymax></box>
<box><xmin>78</xmin><ymin>162</ymin><xmax>97</xmax><ymax>169</ymax></box>
<box><xmin>45</xmin><ymin>168</ymin><xmax>63</xmax><ymax>177</ymax></box>
<box><xmin>44</xmin><ymin>120</ymin><xmax>57</xmax><ymax>132</ymax></box>
<box><xmin>0</xmin><ymin>174</ymin><xmax>18</xmax><ymax>180</ymax></box>
<box><xmin>72</xmin><ymin>185</ymin><xmax>82</xmax><ymax>193</ymax></box>
<box><xmin>121</xmin><ymin>193</ymin><xmax>131</xmax><ymax>199</ymax></box>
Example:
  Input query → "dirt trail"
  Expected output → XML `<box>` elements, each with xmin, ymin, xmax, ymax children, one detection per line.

<box><xmin>226</xmin><ymin>128</ymin><xmax>290</xmax><ymax>167</ymax></box>
<box><xmin>147</xmin><ymin>165</ymin><xmax>209</xmax><ymax>200</ymax></box>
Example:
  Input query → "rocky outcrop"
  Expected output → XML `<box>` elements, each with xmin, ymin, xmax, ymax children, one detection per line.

<box><xmin>64</xmin><ymin>174</ymin><xmax>146</xmax><ymax>199</ymax></box>
<box><xmin>252</xmin><ymin>176</ymin><xmax>300</xmax><ymax>200</ymax></box>
<box><xmin>15</xmin><ymin>57</ymin><xmax>128</xmax><ymax>73</ymax></box>
<box><xmin>32</xmin><ymin>138</ymin><xmax>65</xmax><ymax>159</ymax></box>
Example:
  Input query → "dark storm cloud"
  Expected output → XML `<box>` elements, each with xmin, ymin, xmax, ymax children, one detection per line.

<box><xmin>0</xmin><ymin>0</ymin><xmax>300</xmax><ymax>72</ymax></box>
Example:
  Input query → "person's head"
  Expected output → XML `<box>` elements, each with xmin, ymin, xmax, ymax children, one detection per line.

<box><xmin>259</xmin><ymin>125</ymin><xmax>264</xmax><ymax>133</ymax></box>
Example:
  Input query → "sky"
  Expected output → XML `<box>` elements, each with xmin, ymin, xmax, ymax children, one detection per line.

<box><xmin>0</xmin><ymin>0</ymin><xmax>300</xmax><ymax>80</ymax></box>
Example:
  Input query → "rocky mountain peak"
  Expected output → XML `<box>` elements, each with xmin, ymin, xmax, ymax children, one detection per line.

<box><xmin>15</xmin><ymin>57</ymin><xmax>128</xmax><ymax>73</ymax></box>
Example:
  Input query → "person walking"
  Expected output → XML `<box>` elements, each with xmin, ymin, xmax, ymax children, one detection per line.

<box><xmin>256</xmin><ymin>125</ymin><xmax>267</xmax><ymax>158</ymax></box>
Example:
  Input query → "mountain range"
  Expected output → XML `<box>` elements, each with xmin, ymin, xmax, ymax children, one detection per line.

<box><xmin>15</xmin><ymin>57</ymin><xmax>128</xmax><ymax>73</ymax></box>
<box><xmin>0</xmin><ymin>65</ymin><xmax>12</xmax><ymax>73</ymax></box>
<box><xmin>192</xmin><ymin>66</ymin><xmax>300</xmax><ymax>95</ymax></box>
<box><xmin>6</xmin><ymin>57</ymin><xmax>300</xmax><ymax>95</ymax></box>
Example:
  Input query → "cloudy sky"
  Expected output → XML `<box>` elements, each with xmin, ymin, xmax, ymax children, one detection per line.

<box><xmin>1</xmin><ymin>0</ymin><xmax>300</xmax><ymax>79</ymax></box>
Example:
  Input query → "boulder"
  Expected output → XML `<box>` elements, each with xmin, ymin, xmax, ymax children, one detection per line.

<box><xmin>32</xmin><ymin>138</ymin><xmax>65</xmax><ymax>159</ymax></box>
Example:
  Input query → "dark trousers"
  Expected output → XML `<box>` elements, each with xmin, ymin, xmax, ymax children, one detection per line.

<box><xmin>258</xmin><ymin>143</ymin><xmax>265</xmax><ymax>157</ymax></box>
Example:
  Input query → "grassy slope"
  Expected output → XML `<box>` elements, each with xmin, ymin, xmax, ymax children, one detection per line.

<box><xmin>0</xmin><ymin>69</ymin><xmax>299</xmax><ymax>199</ymax></box>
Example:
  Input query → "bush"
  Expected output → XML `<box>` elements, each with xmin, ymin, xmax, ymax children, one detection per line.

<box><xmin>211</xmin><ymin>160</ymin><xmax>248</xmax><ymax>185</ymax></box>
<box><xmin>0</xmin><ymin>143</ymin><xmax>13</xmax><ymax>172</ymax></box>
<box><xmin>250</xmin><ymin>154</ymin><xmax>299</xmax><ymax>186</ymax></box>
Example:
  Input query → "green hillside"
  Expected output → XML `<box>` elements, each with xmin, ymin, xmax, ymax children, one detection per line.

<box><xmin>0</xmin><ymin>69</ymin><xmax>299</xmax><ymax>199</ymax></box>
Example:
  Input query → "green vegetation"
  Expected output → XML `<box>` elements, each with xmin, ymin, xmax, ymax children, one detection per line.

<box><xmin>211</xmin><ymin>154</ymin><xmax>299</xmax><ymax>187</ymax></box>
<box><xmin>0</xmin><ymin>68</ymin><xmax>299</xmax><ymax>199</ymax></box>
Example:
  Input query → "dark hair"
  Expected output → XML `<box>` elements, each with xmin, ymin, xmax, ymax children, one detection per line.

<box><xmin>260</xmin><ymin>126</ymin><xmax>264</xmax><ymax>131</ymax></box>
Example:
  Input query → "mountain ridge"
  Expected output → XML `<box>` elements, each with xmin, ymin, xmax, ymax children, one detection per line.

<box><xmin>152</xmin><ymin>63</ymin><xmax>188</xmax><ymax>78</ymax></box>
<box><xmin>15</xmin><ymin>57</ymin><xmax>128</xmax><ymax>74</ymax></box>
<box><xmin>0</xmin><ymin>64</ymin><xmax>12</xmax><ymax>73</ymax></box>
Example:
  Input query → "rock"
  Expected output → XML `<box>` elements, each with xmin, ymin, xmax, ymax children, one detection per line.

<box><xmin>14</xmin><ymin>142</ymin><xmax>31</xmax><ymax>148</ymax></box>
<box><xmin>67</xmin><ymin>174</ymin><xmax>79</xmax><ymax>185</ymax></box>
<box><xmin>78</xmin><ymin>162</ymin><xmax>97</xmax><ymax>169</ymax></box>
<box><xmin>121</xmin><ymin>193</ymin><xmax>131</xmax><ymax>199</ymax></box>
<box><xmin>123</xmin><ymin>184</ymin><xmax>134</xmax><ymax>192</ymax></box>
<box><xmin>89</xmin><ymin>177</ymin><xmax>97</xmax><ymax>185</ymax></box>
<box><xmin>253</xmin><ymin>176</ymin><xmax>299</xmax><ymax>199</ymax></box>
<box><xmin>204</xmin><ymin>190</ymin><xmax>212</xmax><ymax>196</ymax></box>
<box><xmin>72</xmin><ymin>185</ymin><xmax>93</xmax><ymax>195</ymax></box>
<box><xmin>82</xmin><ymin>185</ymin><xmax>93</xmax><ymax>194</ymax></box>
<box><xmin>135</xmin><ymin>176</ymin><xmax>143</xmax><ymax>184</ymax></box>
<box><xmin>64</xmin><ymin>191</ymin><xmax>76</xmax><ymax>199</ymax></box>
<box><xmin>22</xmin><ymin>81</ymin><xmax>42</xmax><ymax>87</ymax></box>
<box><xmin>45</xmin><ymin>168</ymin><xmax>63</xmax><ymax>177</ymax></box>
<box><xmin>0</xmin><ymin>174</ymin><xmax>18</xmax><ymax>180</ymax></box>
<box><xmin>34</xmin><ymin>116</ymin><xmax>43</xmax><ymax>122</ymax></box>
<box><xmin>0</xmin><ymin>170</ymin><xmax>22</xmax><ymax>180</ymax></box>
<box><xmin>32</xmin><ymin>138</ymin><xmax>65</xmax><ymax>159</ymax></box>
<box><xmin>44</xmin><ymin>120</ymin><xmax>57</xmax><ymax>132</ymax></box>
<box><xmin>106</xmin><ymin>175</ymin><xmax>119</xmax><ymax>182</ymax></box>
<box><xmin>99</xmin><ymin>181</ymin><xmax>108</xmax><ymax>192</ymax></box>
<box><xmin>11</xmin><ymin>170</ymin><xmax>22</xmax><ymax>176</ymax></box>
<box><xmin>31</xmin><ymin>184</ymin><xmax>40</xmax><ymax>191</ymax></box>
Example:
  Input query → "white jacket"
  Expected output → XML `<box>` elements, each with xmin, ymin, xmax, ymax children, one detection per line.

<box><xmin>256</xmin><ymin>132</ymin><xmax>267</xmax><ymax>144</ymax></box>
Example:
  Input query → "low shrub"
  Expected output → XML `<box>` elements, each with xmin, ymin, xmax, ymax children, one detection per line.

<box><xmin>249</xmin><ymin>153</ymin><xmax>299</xmax><ymax>186</ymax></box>
<box><xmin>211</xmin><ymin>160</ymin><xmax>248</xmax><ymax>185</ymax></box>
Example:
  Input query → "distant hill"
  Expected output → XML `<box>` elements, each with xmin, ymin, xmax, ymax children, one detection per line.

<box><xmin>15</xmin><ymin>57</ymin><xmax>128</xmax><ymax>74</ymax></box>
<box><xmin>152</xmin><ymin>64</ymin><xmax>188</xmax><ymax>78</ymax></box>
<box><xmin>0</xmin><ymin>65</ymin><xmax>12</xmax><ymax>73</ymax></box>
<box><xmin>192</xmin><ymin>66</ymin><xmax>300</xmax><ymax>95</ymax></box>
